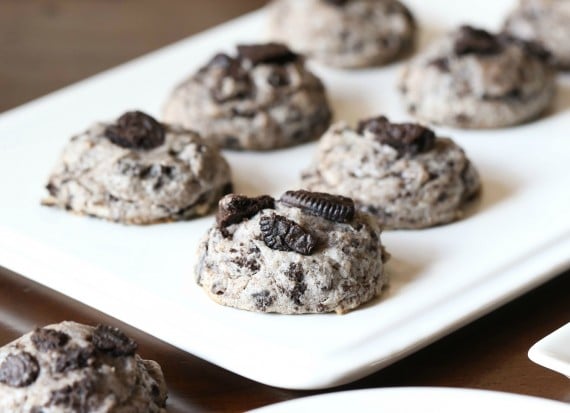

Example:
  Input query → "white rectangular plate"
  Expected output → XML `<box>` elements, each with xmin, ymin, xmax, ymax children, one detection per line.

<box><xmin>529</xmin><ymin>322</ymin><xmax>570</xmax><ymax>378</ymax></box>
<box><xmin>0</xmin><ymin>0</ymin><xmax>569</xmax><ymax>390</ymax></box>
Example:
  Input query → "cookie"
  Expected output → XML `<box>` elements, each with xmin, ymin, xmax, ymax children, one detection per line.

<box><xmin>399</xmin><ymin>25</ymin><xmax>555</xmax><ymax>128</ymax></box>
<box><xmin>42</xmin><ymin>111</ymin><xmax>233</xmax><ymax>224</ymax></box>
<box><xmin>301</xmin><ymin>116</ymin><xmax>481</xmax><ymax>229</ymax></box>
<box><xmin>0</xmin><ymin>321</ymin><xmax>167</xmax><ymax>412</ymax></box>
<box><xmin>196</xmin><ymin>192</ymin><xmax>387</xmax><ymax>314</ymax></box>
<box><xmin>162</xmin><ymin>43</ymin><xmax>332</xmax><ymax>151</ymax></box>
<box><xmin>504</xmin><ymin>0</ymin><xmax>570</xmax><ymax>70</ymax></box>
<box><xmin>267</xmin><ymin>0</ymin><xmax>416</xmax><ymax>68</ymax></box>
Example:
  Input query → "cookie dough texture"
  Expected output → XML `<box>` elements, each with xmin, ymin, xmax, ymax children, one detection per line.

<box><xmin>504</xmin><ymin>0</ymin><xmax>570</xmax><ymax>69</ymax></box>
<box><xmin>399</xmin><ymin>25</ymin><xmax>556</xmax><ymax>128</ymax></box>
<box><xmin>196</xmin><ymin>195</ymin><xmax>387</xmax><ymax>314</ymax></box>
<box><xmin>0</xmin><ymin>321</ymin><xmax>167</xmax><ymax>412</ymax></box>
<box><xmin>162</xmin><ymin>44</ymin><xmax>332</xmax><ymax>151</ymax></box>
<box><xmin>267</xmin><ymin>0</ymin><xmax>416</xmax><ymax>68</ymax></box>
<box><xmin>301</xmin><ymin>121</ymin><xmax>481</xmax><ymax>229</ymax></box>
<box><xmin>43</xmin><ymin>118</ymin><xmax>232</xmax><ymax>224</ymax></box>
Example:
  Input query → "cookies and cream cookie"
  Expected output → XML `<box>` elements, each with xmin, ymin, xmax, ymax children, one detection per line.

<box><xmin>162</xmin><ymin>43</ymin><xmax>332</xmax><ymax>151</ymax></box>
<box><xmin>399</xmin><ymin>25</ymin><xmax>555</xmax><ymax>128</ymax></box>
<box><xmin>504</xmin><ymin>0</ymin><xmax>570</xmax><ymax>70</ymax></box>
<box><xmin>196</xmin><ymin>191</ymin><xmax>388</xmax><ymax>314</ymax></box>
<box><xmin>301</xmin><ymin>116</ymin><xmax>481</xmax><ymax>229</ymax></box>
<box><xmin>42</xmin><ymin>111</ymin><xmax>232</xmax><ymax>224</ymax></box>
<box><xmin>0</xmin><ymin>321</ymin><xmax>167</xmax><ymax>412</ymax></box>
<box><xmin>267</xmin><ymin>0</ymin><xmax>417</xmax><ymax>68</ymax></box>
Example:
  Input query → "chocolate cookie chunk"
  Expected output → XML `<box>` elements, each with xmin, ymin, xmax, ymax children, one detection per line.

<box><xmin>92</xmin><ymin>324</ymin><xmax>137</xmax><ymax>357</ymax></box>
<box><xmin>0</xmin><ymin>352</ymin><xmax>39</xmax><ymax>388</ymax></box>
<box><xmin>357</xmin><ymin>116</ymin><xmax>436</xmax><ymax>156</ymax></box>
<box><xmin>105</xmin><ymin>111</ymin><xmax>166</xmax><ymax>150</ymax></box>
<box><xmin>217</xmin><ymin>194</ymin><xmax>275</xmax><ymax>232</ymax></box>
<box><xmin>280</xmin><ymin>190</ymin><xmax>355</xmax><ymax>223</ymax></box>
<box><xmin>260</xmin><ymin>213</ymin><xmax>317</xmax><ymax>255</ymax></box>
<box><xmin>31</xmin><ymin>328</ymin><xmax>70</xmax><ymax>352</ymax></box>
<box><xmin>237</xmin><ymin>43</ymin><xmax>298</xmax><ymax>66</ymax></box>
<box><xmin>54</xmin><ymin>346</ymin><xmax>94</xmax><ymax>373</ymax></box>
<box><xmin>454</xmin><ymin>25</ymin><xmax>502</xmax><ymax>56</ymax></box>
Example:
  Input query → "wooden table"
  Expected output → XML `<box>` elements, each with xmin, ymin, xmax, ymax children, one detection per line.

<box><xmin>1</xmin><ymin>1</ymin><xmax>569</xmax><ymax>411</ymax></box>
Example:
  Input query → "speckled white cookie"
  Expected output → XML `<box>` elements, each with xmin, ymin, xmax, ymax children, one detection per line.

<box><xmin>162</xmin><ymin>43</ymin><xmax>332</xmax><ymax>151</ymax></box>
<box><xmin>504</xmin><ymin>0</ymin><xmax>570</xmax><ymax>70</ymax></box>
<box><xmin>0</xmin><ymin>321</ymin><xmax>167</xmax><ymax>413</ymax></box>
<box><xmin>301</xmin><ymin>117</ymin><xmax>481</xmax><ymax>229</ymax></box>
<box><xmin>42</xmin><ymin>111</ymin><xmax>232</xmax><ymax>225</ymax></box>
<box><xmin>267</xmin><ymin>0</ymin><xmax>416</xmax><ymax>68</ymax></box>
<box><xmin>399</xmin><ymin>25</ymin><xmax>555</xmax><ymax>129</ymax></box>
<box><xmin>196</xmin><ymin>192</ymin><xmax>387</xmax><ymax>314</ymax></box>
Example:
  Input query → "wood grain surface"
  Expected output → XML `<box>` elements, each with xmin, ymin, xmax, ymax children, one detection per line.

<box><xmin>1</xmin><ymin>1</ymin><xmax>569</xmax><ymax>412</ymax></box>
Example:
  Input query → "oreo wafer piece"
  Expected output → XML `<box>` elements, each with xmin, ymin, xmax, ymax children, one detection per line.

<box><xmin>260</xmin><ymin>213</ymin><xmax>317</xmax><ymax>255</ymax></box>
<box><xmin>280</xmin><ymin>190</ymin><xmax>355</xmax><ymax>223</ymax></box>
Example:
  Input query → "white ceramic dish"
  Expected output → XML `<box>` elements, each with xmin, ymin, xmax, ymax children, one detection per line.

<box><xmin>0</xmin><ymin>0</ymin><xmax>569</xmax><ymax>389</ymax></box>
<box><xmin>248</xmin><ymin>387</ymin><xmax>570</xmax><ymax>412</ymax></box>
<box><xmin>529</xmin><ymin>322</ymin><xmax>570</xmax><ymax>378</ymax></box>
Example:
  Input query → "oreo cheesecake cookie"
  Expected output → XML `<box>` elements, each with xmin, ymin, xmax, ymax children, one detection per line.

<box><xmin>267</xmin><ymin>0</ymin><xmax>416</xmax><ymax>68</ymax></box>
<box><xmin>399</xmin><ymin>25</ymin><xmax>555</xmax><ymax>128</ymax></box>
<box><xmin>42</xmin><ymin>111</ymin><xmax>232</xmax><ymax>224</ymax></box>
<box><xmin>196</xmin><ymin>191</ymin><xmax>388</xmax><ymax>314</ymax></box>
<box><xmin>0</xmin><ymin>321</ymin><xmax>167</xmax><ymax>412</ymax></box>
<box><xmin>504</xmin><ymin>0</ymin><xmax>570</xmax><ymax>70</ymax></box>
<box><xmin>301</xmin><ymin>116</ymin><xmax>481</xmax><ymax>229</ymax></box>
<box><xmin>162</xmin><ymin>43</ymin><xmax>332</xmax><ymax>151</ymax></box>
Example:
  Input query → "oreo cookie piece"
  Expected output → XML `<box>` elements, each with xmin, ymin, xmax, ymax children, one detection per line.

<box><xmin>237</xmin><ymin>43</ymin><xmax>299</xmax><ymax>66</ymax></box>
<box><xmin>216</xmin><ymin>194</ymin><xmax>275</xmax><ymax>233</ymax></box>
<box><xmin>195</xmin><ymin>190</ymin><xmax>388</xmax><ymax>314</ymax></box>
<box><xmin>0</xmin><ymin>321</ymin><xmax>168</xmax><ymax>412</ymax></box>
<box><xmin>280</xmin><ymin>190</ymin><xmax>355</xmax><ymax>223</ymax></box>
<box><xmin>0</xmin><ymin>352</ymin><xmax>40</xmax><ymax>388</ymax></box>
<box><xmin>357</xmin><ymin>116</ymin><xmax>436</xmax><ymax>156</ymax></box>
<box><xmin>105</xmin><ymin>111</ymin><xmax>166</xmax><ymax>151</ymax></box>
<box><xmin>454</xmin><ymin>25</ymin><xmax>502</xmax><ymax>56</ymax></box>
<box><xmin>259</xmin><ymin>213</ymin><xmax>317</xmax><ymax>255</ymax></box>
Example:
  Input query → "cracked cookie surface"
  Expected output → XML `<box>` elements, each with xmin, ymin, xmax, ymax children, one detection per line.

<box><xmin>196</xmin><ymin>192</ymin><xmax>387</xmax><ymax>314</ymax></box>
<box><xmin>0</xmin><ymin>321</ymin><xmax>167</xmax><ymax>413</ymax></box>
<box><xmin>162</xmin><ymin>43</ymin><xmax>332</xmax><ymax>151</ymax></box>
<box><xmin>301</xmin><ymin>118</ymin><xmax>481</xmax><ymax>229</ymax></box>
<box><xmin>42</xmin><ymin>112</ymin><xmax>232</xmax><ymax>224</ymax></box>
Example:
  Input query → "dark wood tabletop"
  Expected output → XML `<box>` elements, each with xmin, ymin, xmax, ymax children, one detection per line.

<box><xmin>1</xmin><ymin>1</ymin><xmax>569</xmax><ymax>412</ymax></box>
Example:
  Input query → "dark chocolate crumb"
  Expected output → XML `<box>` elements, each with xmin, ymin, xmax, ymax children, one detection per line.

<box><xmin>285</xmin><ymin>262</ymin><xmax>306</xmax><ymax>305</ymax></box>
<box><xmin>252</xmin><ymin>290</ymin><xmax>274</xmax><ymax>311</ymax></box>
<box><xmin>48</xmin><ymin>378</ymin><xmax>95</xmax><ymax>411</ymax></box>
<box><xmin>357</xmin><ymin>115</ymin><xmax>436</xmax><ymax>156</ymax></box>
<box><xmin>91</xmin><ymin>324</ymin><xmax>137</xmax><ymax>357</ymax></box>
<box><xmin>429</xmin><ymin>57</ymin><xmax>450</xmax><ymax>72</ymax></box>
<box><xmin>105</xmin><ymin>111</ymin><xmax>165</xmax><ymax>151</ymax></box>
<box><xmin>259</xmin><ymin>213</ymin><xmax>317</xmax><ymax>255</ymax></box>
<box><xmin>54</xmin><ymin>346</ymin><xmax>94</xmax><ymax>373</ymax></box>
<box><xmin>0</xmin><ymin>352</ymin><xmax>40</xmax><ymax>387</ymax></box>
<box><xmin>454</xmin><ymin>25</ymin><xmax>502</xmax><ymax>56</ymax></box>
<box><xmin>216</xmin><ymin>194</ymin><xmax>275</xmax><ymax>234</ymax></box>
<box><xmin>31</xmin><ymin>328</ymin><xmax>70</xmax><ymax>352</ymax></box>
<box><xmin>46</xmin><ymin>182</ymin><xmax>58</xmax><ymax>197</ymax></box>
<box><xmin>267</xmin><ymin>67</ymin><xmax>290</xmax><ymax>87</ymax></box>
<box><xmin>237</xmin><ymin>43</ymin><xmax>298</xmax><ymax>66</ymax></box>
<box><xmin>280</xmin><ymin>190</ymin><xmax>355</xmax><ymax>223</ymax></box>
<box><xmin>323</xmin><ymin>0</ymin><xmax>349</xmax><ymax>6</ymax></box>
